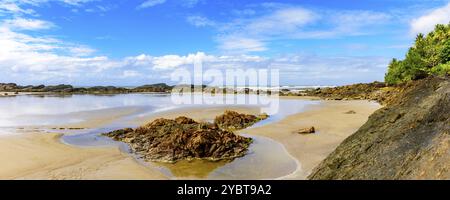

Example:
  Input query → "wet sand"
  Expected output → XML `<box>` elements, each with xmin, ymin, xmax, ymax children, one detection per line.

<box><xmin>0</xmin><ymin>133</ymin><xmax>166</xmax><ymax>180</ymax></box>
<box><xmin>0</xmin><ymin>106</ymin><xmax>260</xmax><ymax>180</ymax></box>
<box><xmin>242</xmin><ymin>100</ymin><xmax>381</xmax><ymax>179</ymax></box>
<box><xmin>0</xmin><ymin>98</ymin><xmax>380</xmax><ymax>180</ymax></box>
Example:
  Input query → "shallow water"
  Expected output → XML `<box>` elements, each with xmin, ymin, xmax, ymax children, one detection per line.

<box><xmin>152</xmin><ymin>134</ymin><xmax>298</xmax><ymax>180</ymax></box>
<box><xmin>0</xmin><ymin>93</ymin><xmax>319</xmax><ymax>179</ymax></box>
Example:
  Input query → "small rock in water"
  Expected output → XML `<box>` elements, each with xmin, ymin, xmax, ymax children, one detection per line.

<box><xmin>297</xmin><ymin>126</ymin><xmax>316</xmax><ymax>134</ymax></box>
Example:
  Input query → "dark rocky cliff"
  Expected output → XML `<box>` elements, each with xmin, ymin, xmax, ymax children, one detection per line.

<box><xmin>309</xmin><ymin>76</ymin><xmax>449</xmax><ymax>180</ymax></box>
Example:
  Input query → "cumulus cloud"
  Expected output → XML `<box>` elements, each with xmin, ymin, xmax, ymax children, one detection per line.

<box><xmin>410</xmin><ymin>2</ymin><xmax>450</xmax><ymax>35</ymax></box>
<box><xmin>137</xmin><ymin>0</ymin><xmax>166</xmax><ymax>9</ymax></box>
<box><xmin>0</xmin><ymin>36</ymin><xmax>115</xmax><ymax>74</ymax></box>
<box><xmin>125</xmin><ymin>52</ymin><xmax>266</xmax><ymax>70</ymax></box>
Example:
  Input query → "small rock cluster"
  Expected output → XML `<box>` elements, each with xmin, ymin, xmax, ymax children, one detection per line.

<box><xmin>214</xmin><ymin>110</ymin><xmax>269</xmax><ymax>131</ymax></box>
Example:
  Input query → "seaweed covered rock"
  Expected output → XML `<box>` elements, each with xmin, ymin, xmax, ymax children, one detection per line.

<box><xmin>309</xmin><ymin>76</ymin><xmax>450</xmax><ymax>180</ymax></box>
<box><xmin>296</xmin><ymin>81</ymin><xmax>408</xmax><ymax>106</ymax></box>
<box><xmin>103</xmin><ymin>116</ymin><xmax>253</xmax><ymax>163</ymax></box>
<box><xmin>214</xmin><ymin>110</ymin><xmax>269</xmax><ymax>131</ymax></box>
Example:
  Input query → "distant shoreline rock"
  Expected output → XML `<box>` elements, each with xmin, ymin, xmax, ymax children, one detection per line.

<box><xmin>0</xmin><ymin>83</ymin><xmax>278</xmax><ymax>96</ymax></box>
<box><xmin>0</xmin><ymin>83</ymin><xmax>174</xmax><ymax>94</ymax></box>
<box><xmin>103</xmin><ymin>112</ymin><xmax>268</xmax><ymax>163</ymax></box>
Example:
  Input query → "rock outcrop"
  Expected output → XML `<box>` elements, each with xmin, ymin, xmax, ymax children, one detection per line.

<box><xmin>0</xmin><ymin>83</ymin><xmax>173</xmax><ymax>94</ymax></box>
<box><xmin>103</xmin><ymin>115</ymin><xmax>258</xmax><ymax>163</ymax></box>
<box><xmin>214</xmin><ymin>110</ymin><xmax>269</xmax><ymax>131</ymax></box>
<box><xmin>308</xmin><ymin>76</ymin><xmax>450</xmax><ymax>180</ymax></box>
<box><xmin>301</xmin><ymin>81</ymin><xmax>403</xmax><ymax>105</ymax></box>
<box><xmin>131</xmin><ymin>83</ymin><xmax>173</xmax><ymax>93</ymax></box>
<box><xmin>0</xmin><ymin>83</ymin><xmax>19</xmax><ymax>91</ymax></box>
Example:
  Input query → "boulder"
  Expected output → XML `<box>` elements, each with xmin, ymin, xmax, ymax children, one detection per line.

<box><xmin>297</xmin><ymin>127</ymin><xmax>315</xmax><ymax>134</ymax></box>
<box><xmin>103</xmin><ymin>115</ymin><xmax>257</xmax><ymax>163</ymax></box>
<box><xmin>214</xmin><ymin>110</ymin><xmax>269</xmax><ymax>131</ymax></box>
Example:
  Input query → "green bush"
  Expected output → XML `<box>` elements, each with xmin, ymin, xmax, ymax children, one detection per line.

<box><xmin>385</xmin><ymin>23</ymin><xmax>450</xmax><ymax>84</ymax></box>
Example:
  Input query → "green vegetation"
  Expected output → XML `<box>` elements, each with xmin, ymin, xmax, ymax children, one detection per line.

<box><xmin>385</xmin><ymin>23</ymin><xmax>450</xmax><ymax>85</ymax></box>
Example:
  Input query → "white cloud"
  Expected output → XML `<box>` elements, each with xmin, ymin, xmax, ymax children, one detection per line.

<box><xmin>0</xmin><ymin>22</ymin><xmax>119</xmax><ymax>83</ymax></box>
<box><xmin>3</xmin><ymin>18</ymin><xmax>54</xmax><ymax>30</ymax></box>
<box><xmin>224</xmin><ymin>7</ymin><xmax>317</xmax><ymax>37</ymax></box>
<box><xmin>137</xmin><ymin>0</ymin><xmax>166</xmax><ymax>9</ymax></box>
<box><xmin>329</xmin><ymin>11</ymin><xmax>391</xmax><ymax>35</ymax></box>
<box><xmin>410</xmin><ymin>2</ymin><xmax>450</xmax><ymax>35</ymax></box>
<box><xmin>212</xmin><ymin>7</ymin><xmax>317</xmax><ymax>53</ymax></box>
<box><xmin>199</xmin><ymin>6</ymin><xmax>392</xmax><ymax>53</ymax></box>
<box><xmin>218</xmin><ymin>37</ymin><xmax>267</xmax><ymax>53</ymax></box>
<box><xmin>127</xmin><ymin>52</ymin><xmax>218</xmax><ymax>70</ymax></box>
<box><xmin>68</xmin><ymin>45</ymin><xmax>96</xmax><ymax>56</ymax></box>
<box><xmin>186</xmin><ymin>16</ymin><xmax>215</xmax><ymax>27</ymax></box>
<box><xmin>124</xmin><ymin>52</ymin><xmax>267</xmax><ymax>71</ymax></box>
<box><xmin>84</xmin><ymin>5</ymin><xmax>113</xmax><ymax>13</ymax></box>
<box><xmin>270</xmin><ymin>55</ymin><xmax>390</xmax><ymax>85</ymax></box>
<box><xmin>121</xmin><ymin>70</ymin><xmax>141</xmax><ymax>78</ymax></box>
<box><xmin>0</xmin><ymin>0</ymin><xmax>98</xmax><ymax>16</ymax></box>
<box><xmin>0</xmin><ymin>2</ymin><xmax>35</xmax><ymax>15</ymax></box>
<box><xmin>60</xmin><ymin>0</ymin><xmax>98</xmax><ymax>6</ymax></box>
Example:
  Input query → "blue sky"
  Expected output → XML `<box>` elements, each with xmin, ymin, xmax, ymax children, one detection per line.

<box><xmin>1</xmin><ymin>0</ymin><xmax>450</xmax><ymax>86</ymax></box>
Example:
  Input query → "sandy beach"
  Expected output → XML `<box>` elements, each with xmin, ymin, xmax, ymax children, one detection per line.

<box><xmin>0</xmin><ymin>133</ymin><xmax>166</xmax><ymax>180</ymax></box>
<box><xmin>242</xmin><ymin>100</ymin><xmax>381</xmax><ymax>179</ymax></box>
<box><xmin>0</xmin><ymin>98</ymin><xmax>380</xmax><ymax>180</ymax></box>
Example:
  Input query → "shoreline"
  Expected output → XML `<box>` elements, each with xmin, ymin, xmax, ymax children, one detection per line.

<box><xmin>0</xmin><ymin>97</ymin><xmax>380</xmax><ymax>179</ymax></box>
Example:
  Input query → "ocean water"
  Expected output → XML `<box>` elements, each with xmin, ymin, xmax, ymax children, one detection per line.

<box><xmin>0</xmin><ymin>93</ymin><xmax>319</xmax><ymax>128</ymax></box>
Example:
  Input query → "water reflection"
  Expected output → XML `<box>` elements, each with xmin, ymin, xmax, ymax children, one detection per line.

<box><xmin>155</xmin><ymin>135</ymin><xmax>298</xmax><ymax>180</ymax></box>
